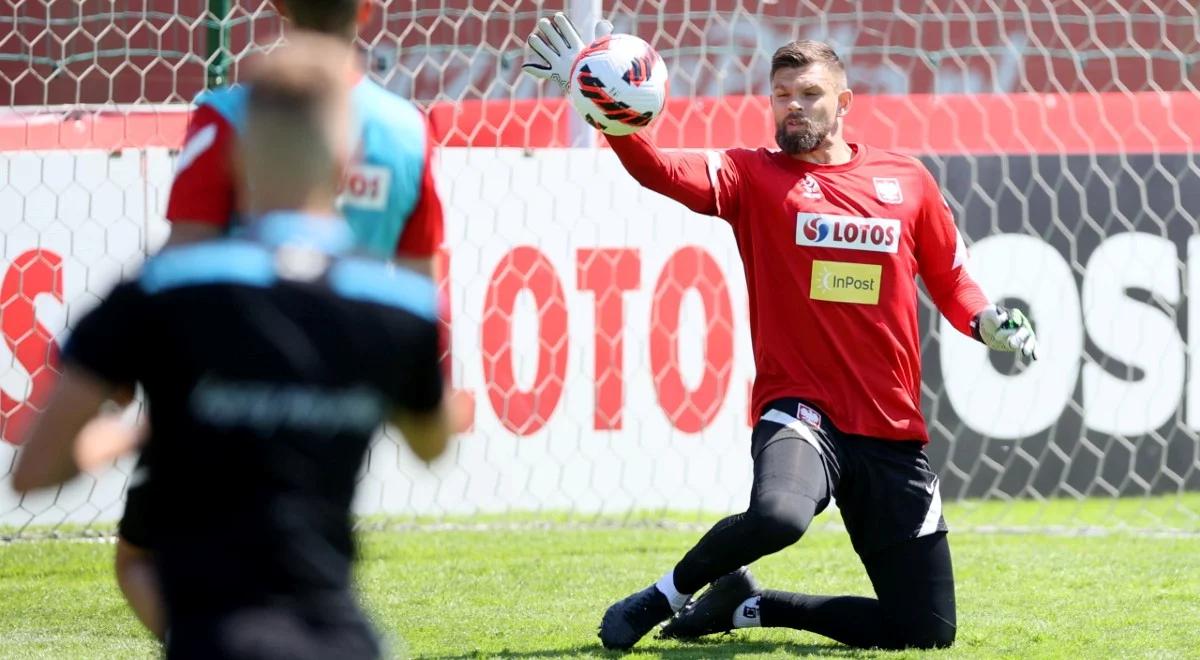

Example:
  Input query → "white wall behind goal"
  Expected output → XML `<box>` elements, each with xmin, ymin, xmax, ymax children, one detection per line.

<box><xmin>0</xmin><ymin>146</ymin><xmax>1190</xmax><ymax>530</ymax></box>
<box><xmin>0</xmin><ymin>147</ymin><xmax>763</xmax><ymax>528</ymax></box>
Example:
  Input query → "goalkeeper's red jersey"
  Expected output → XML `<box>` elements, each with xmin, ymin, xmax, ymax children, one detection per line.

<box><xmin>609</xmin><ymin>134</ymin><xmax>989</xmax><ymax>442</ymax></box>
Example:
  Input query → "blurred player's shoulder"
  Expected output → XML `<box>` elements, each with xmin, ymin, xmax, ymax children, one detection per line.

<box><xmin>328</xmin><ymin>253</ymin><xmax>438</xmax><ymax>321</ymax></box>
<box><xmin>191</xmin><ymin>85</ymin><xmax>251</xmax><ymax>133</ymax></box>
<box><xmin>138</xmin><ymin>237</ymin><xmax>271</xmax><ymax>294</ymax></box>
<box><xmin>187</xmin><ymin>78</ymin><xmax>428</xmax><ymax>158</ymax></box>
<box><xmin>350</xmin><ymin>77</ymin><xmax>427</xmax><ymax>162</ymax></box>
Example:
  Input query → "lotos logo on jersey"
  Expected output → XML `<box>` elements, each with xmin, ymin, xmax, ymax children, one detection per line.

<box><xmin>796</xmin><ymin>213</ymin><xmax>901</xmax><ymax>254</ymax></box>
<box><xmin>802</xmin><ymin>216</ymin><xmax>830</xmax><ymax>242</ymax></box>
<box><xmin>810</xmin><ymin>260</ymin><xmax>882</xmax><ymax>305</ymax></box>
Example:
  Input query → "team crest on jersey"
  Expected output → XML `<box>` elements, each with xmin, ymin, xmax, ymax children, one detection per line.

<box><xmin>801</xmin><ymin>174</ymin><xmax>823</xmax><ymax>199</ymax></box>
<box><xmin>338</xmin><ymin>164</ymin><xmax>391</xmax><ymax>211</ymax></box>
<box><xmin>873</xmin><ymin>177</ymin><xmax>903</xmax><ymax>204</ymax></box>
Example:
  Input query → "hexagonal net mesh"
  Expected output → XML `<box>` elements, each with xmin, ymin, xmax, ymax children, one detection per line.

<box><xmin>1</xmin><ymin>1</ymin><xmax>1199</xmax><ymax>538</ymax></box>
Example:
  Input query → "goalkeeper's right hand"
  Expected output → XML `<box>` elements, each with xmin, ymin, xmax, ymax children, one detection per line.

<box><xmin>973</xmin><ymin>304</ymin><xmax>1039</xmax><ymax>361</ymax></box>
<box><xmin>522</xmin><ymin>12</ymin><xmax>613</xmax><ymax>91</ymax></box>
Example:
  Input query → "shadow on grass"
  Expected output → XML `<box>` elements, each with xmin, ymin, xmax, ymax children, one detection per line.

<box><xmin>420</xmin><ymin>636</ymin><xmax>876</xmax><ymax>659</ymax></box>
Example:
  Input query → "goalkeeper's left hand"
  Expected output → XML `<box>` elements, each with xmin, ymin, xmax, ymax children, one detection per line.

<box><xmin>521</xmin><ymin>12</ymin><xmax>613</xmax><ymax>91</ymax></box>
<box><xmin>973</xmin><ymin>304</ymin><xmax>1039</xmax><ymax>360</ymax></box>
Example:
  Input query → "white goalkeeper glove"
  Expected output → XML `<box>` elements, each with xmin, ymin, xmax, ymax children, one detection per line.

<box><xmin>521</xmin><ymin>12</ymin><xmax>613</xmax><ymax>91</ymax></box>
<box><xmin>973</xmin><ymin>305</ymin><xmax>1039</xmax><ymax>361</ymax></box>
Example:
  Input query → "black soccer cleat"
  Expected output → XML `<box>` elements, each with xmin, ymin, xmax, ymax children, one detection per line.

<box><xmin>659</xmin><ymin>567</ymin><xmax>762</xmax><ymax>639</ymax></box>
<box><xmin>598</xmin><ymin>584</ymin><xmax>674</xmax><ymax>650</ymax></box>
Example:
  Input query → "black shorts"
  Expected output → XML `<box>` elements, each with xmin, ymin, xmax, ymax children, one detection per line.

<box><xmin>166</xmin><ymin>592</ymin><xmax>381</xmax><ymax>660</ymax></box>
<box><xmin>755</xmin><ymin>398</ymin><xmax>947</xmax><ymax>557</ymax></box>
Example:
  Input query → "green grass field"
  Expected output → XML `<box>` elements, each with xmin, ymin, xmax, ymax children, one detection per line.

<box><xmin>2</xmin><ymin>496</ymin><xmax>1198</xmax><ymax>659</ymax></box>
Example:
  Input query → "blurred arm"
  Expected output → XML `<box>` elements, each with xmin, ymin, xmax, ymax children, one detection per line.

<box><xmin>74</xmin><ymin>413</ymin><xmax>144</xmax><ymax>474</ymax></box>
<box><xmin>390</xmin><ymin>402</ymin><xmax>452</xmax><ymax>463</ymax></box>
<box><xmin>11</xmin><ymin>366</ymin><xmax>128</xmax><ymax>492</ymax></box>
<box><xmin>393</xmin><ymin>122</ymin><xmax>445</xmax><ymax>274</ymax></box>
<box><xmin>163</xmin><ymin>104</ymin><xmax>238</xmax><ymax>247</ymax></box>
<box><xmin>381</xmin><ymin>287</ymin><xmax>461</xmax><ymax>461</ymax></box>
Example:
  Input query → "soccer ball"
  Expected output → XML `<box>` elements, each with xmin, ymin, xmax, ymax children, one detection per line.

<box><xmin>569</xmin><ymin>35</ymin><xmax>668</xmax><ymax>136</ymax></box>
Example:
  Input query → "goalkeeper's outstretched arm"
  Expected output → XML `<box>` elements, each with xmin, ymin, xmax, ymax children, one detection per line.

<box><xmin>607</xmin><ymin>133</ymin><xmax>722</xmax><ymax>216</ymax></box>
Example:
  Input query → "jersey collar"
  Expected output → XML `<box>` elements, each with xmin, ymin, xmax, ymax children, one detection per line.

<box><xmin>251</xmin><ymin>211</ymin><xmax>356</xmax><ymax>255</ymax></box>
<box><xmin>774</xmin><ymin>143</ymin><xmax>866</xmax><ymax>174</ymax></box>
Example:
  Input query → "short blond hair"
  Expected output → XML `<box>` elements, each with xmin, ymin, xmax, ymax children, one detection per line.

<box><xmin>241</xmin><ymin>34</ymin><xmax>354</xmax><ymax>210</ymax></box>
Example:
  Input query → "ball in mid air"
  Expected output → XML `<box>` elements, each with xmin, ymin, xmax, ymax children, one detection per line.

<box><xmin>569</xmin><ymin>34</ymin><xmax>668</xmax><ymax>136</ymax></box>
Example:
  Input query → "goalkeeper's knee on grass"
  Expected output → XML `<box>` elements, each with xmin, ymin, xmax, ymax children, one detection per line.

<box><xmin>898</xmin><ymin>615</ymin><xmax>956</xmax><ymax>650</ymax></box>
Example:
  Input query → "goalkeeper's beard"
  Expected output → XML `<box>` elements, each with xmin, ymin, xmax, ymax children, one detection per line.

<box><xmin>775</xmin><ymin>115</ymin><xmax>830</xmax><ymax>155</ymax></box>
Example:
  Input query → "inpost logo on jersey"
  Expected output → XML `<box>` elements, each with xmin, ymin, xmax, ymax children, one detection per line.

<box><xmin>810</xmin><ymin>260</ymin><xmax>883</xmax><ymax>305</ymax></box>
<box><xmin>796</xmin><ymin>213</ymin><xmax>900</xmax><ymax>254</ymax></box>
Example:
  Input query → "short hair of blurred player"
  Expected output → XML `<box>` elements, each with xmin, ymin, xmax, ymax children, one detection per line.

<box><xmin>241</xmin><ymin>40</ymin><xmax>354</xmax><ymax>216</ymax></box>
<box><xmin>165</xmin><ymin>0</ymin><xmax>444</xmax><ymax>279</ymax></box>
<box><xmin>12</xmin><ymin>36</ymin><xmax>453</xmax><ymax>655</ymax></box>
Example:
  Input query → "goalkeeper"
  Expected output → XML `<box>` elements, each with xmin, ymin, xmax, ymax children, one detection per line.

<box><xmin>524</xmin><ymin>15</ymin><xmax>1039</xmax><ymax>651</ymax></box>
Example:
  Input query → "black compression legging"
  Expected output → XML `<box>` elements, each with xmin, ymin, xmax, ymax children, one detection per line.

<box><xmin>759</xmin><ymin>532</ymin><xmax>956</xmax><ymax>649</ymax></box>
<box><xmin>672</xmin><ymin>428</ymin><xmax>828</xmax><ymax>595</ymax></box>
<box><xmin>670</xmin><ymin>426</ymin><xmax>956</xmax><ymax>650</ymax></box>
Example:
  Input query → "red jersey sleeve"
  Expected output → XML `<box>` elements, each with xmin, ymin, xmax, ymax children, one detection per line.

<box><xmin>395</xmin><ymin>129</ymin><xmax>445</xmax><ymax>259</ymax></box>
<box><xmin>915</xmin><ymin>165</ymin><xmax>990</xmax><ymax>337</ymax></box>
<box><xmin>606</xmin><ymin>133</ymin><xmax>742</xmax><ymax>221</ymax></box>
<box><xmin>165</xmin><ymin>104</ymin><xmax>238</xmax><ymax>227</ymax></box>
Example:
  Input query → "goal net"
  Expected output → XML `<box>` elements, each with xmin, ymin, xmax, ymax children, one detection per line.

<box><xmin>1</xmin><ymin>0</ymin><xmax>1198</xmax><ymax>536</ymax></box>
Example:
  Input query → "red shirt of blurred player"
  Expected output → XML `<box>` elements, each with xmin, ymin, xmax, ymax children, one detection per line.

<box><xmin>164</xmin><ymin>0</ymin><xmax>443</xmax><ymax>275</ymax></box>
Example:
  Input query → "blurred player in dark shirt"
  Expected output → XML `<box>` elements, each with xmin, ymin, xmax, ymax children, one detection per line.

<box><xmin>13</xmin><ymin>35</ymin><xmax>451</xmax><ymax>659</ymax></box>
<box><xmin>116</xmin><ymin>0</ymin><xmax>457</xmax><ymax>640</ymax></box>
